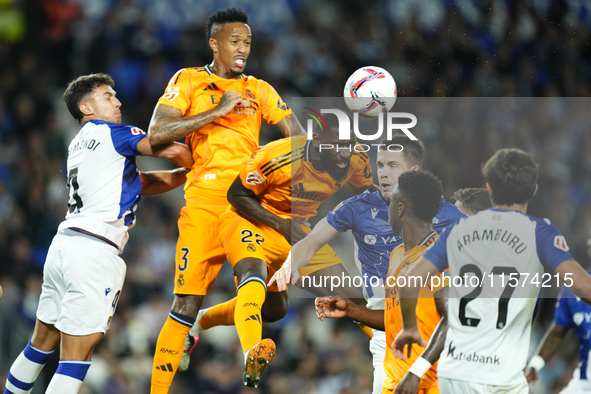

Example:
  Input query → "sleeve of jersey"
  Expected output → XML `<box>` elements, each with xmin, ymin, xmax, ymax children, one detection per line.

<box><xmin>156</xmin><ymin>69</ymin><xmax>192</xmax><ymax>114</ymax></box>
<box><xmin>110</xmin><ymin>124</ymin><xmax>146</xmax><ymax>156</ymax></box>
<box><xmin>535</xmin><ymin>220</ymin><xmax>574</xmax><ymax>271</ymax></box>
<box><xmin>552</xmin><ymin>291</ymin><xmax>574</xmax><ymax>328</ymax></box>
<box><xmin>259</xmin><ymin>80</ymin><xmax>291</xmax><ymax>125</ymax></box>
<box><xmin>423</xmin><ymin>227</ymin><xmax>452</xmax><ymax>271</ymax></box>
<box><xmin>347</xmin><ymin>151</ymin><xmax>373</xmax><ymax>189</ymax></box>
<box><xmin>326</xmin><ymin>200</ymin><xmax>355</xmax><ymax>233</ymax></box>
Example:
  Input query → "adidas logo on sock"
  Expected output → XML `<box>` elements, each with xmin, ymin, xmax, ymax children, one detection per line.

<box><xmin>245</xmin><ymin>314</ymin><xmax>261</xmax><ymax>323</ymax></box>
<box><xmin>155</xmin><ymin>363</ymin><xmax>174</xmax><ymax>372</ymax></box>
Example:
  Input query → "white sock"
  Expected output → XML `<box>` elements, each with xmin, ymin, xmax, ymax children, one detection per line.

<box><xmin>188</xmin><ymin>307</ymin><xmax>211</xmax><ymax>336</ymax></box>
<box><xmin>45</xmin><ymin>361</ymin><xmax>91</xmax><ymax>394</ymax></box>
<box><xmin>4</xmin><ymin>341</ymin><xmax>55</xmax><ymax>394</ymax></box>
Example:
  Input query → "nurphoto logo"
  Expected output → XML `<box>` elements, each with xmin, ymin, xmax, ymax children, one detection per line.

<box><xmin>303</xmin><ymin>107</ymin><xmax>418</xmax><ymax>152</ymax></box>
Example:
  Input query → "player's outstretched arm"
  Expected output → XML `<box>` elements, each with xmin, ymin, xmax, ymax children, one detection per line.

<box><xmin>136</xmin><ymin>138</ymin><xmax>194</xmax><ymax>168</ymax></box>
<box><xmin>227</xmin><ymin>176</ymin><xmax>309</xmax><ymax>245</ymax></box>
<box><xmin>140</xmin><ymin>168</ymin><xmax>190</xmax><ymax>196</ymax></box>
<box><xmin>274</xmin><ymin>113</ymin><xmax>306</xmax><ymax>137</ymax></box>
<box><xmin>555</xmin><ymin>260</ymin><xmax>591</xmax><ymax>304</ymax></box>
<box><xmin>315</xmin><ymin>296</ymin><xmax>385</xmax><ymax>330</ymax></box>
<box><xmin>268</xmin><ymin>218</ymin><xmax>341</xmax><ymax>290</ymax></box>
<box><xmin>394</xmin><ymin>288</ymin><xmax>449</xmax><ymax>394</ymax></box>
<box><xmin>395</xmin><ymin>256</ymin><xmax>439</xmax><ymax>359</ymax></box>
<box><xmin>524</xmin><ymin>323</ymin><xmax>568</xmax><ymax>383</ymax></box>
<box><xmin>147</xmin><ymin>91</ymin><xmax>242</xmax><ymax>146</ymax></box>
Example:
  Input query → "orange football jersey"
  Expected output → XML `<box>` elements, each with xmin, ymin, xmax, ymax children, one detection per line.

<box><xmin>157</xmin><ymin>66</ymin><xmax>291</xmax><ymax>192</ymax></box>
<box><xmin>236</xmin><ymin>135</ymin><xmax>373</xmax><ymax>220</ymax></box>
<box><xmin>384</xmin><ymin>232</ymin><xmax>447</xmax><ymax>391</ymax></box>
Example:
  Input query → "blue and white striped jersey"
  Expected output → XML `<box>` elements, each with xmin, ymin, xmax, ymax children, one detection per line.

<box><xmin>327</xmin><ymin>192</ymin><xmax>466</xmax><ymax>309</ymax></box>
<box><xmin>57</xmin><ymin>120</ymin><xmax>146</xmax><ymax>252</ymax></box>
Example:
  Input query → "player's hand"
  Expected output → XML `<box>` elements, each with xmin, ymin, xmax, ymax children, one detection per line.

<box><xmin>215</xmin><ymin>91</ymin><xmax>243</xmax><ymax>117</ymax></box>
<box><xmin>315</xmin><ymin>296</ymin><xmax>348</xmax><ymax>320</ymax></box>
<box><xmin>268</xmin><ymin>251</ymin><xmax>297</xmax><ymax>291</ymax></box>
<box><xmin>394</xmin><ymin>372</ymin><xmax>420</xmax><ymax>394</ymax></box>
<box><xmin>275</xmin><ymin>217</ymin><xmax>310</xmax><ymax>245</ymax></box>
<box><xmin>393</xmin><ymin>329</ymin><xmax>425</xmax><ymax>361</ymax></box>
<box><xmin>524</xmin><ymin>366</ymin><xmax>537</xmax><ymax>383</ymax></box>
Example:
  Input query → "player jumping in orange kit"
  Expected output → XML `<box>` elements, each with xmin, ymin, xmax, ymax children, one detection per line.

<box><xmin>146</xmin><ymin>7</ymin><xmax>304</xmax><ymax>394</ymax></box>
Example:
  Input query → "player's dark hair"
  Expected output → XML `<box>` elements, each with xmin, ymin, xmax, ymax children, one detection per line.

<box><xmin>63</xmin><ymin>73</ymin><xmax>115</xmax><ymax>124</ymax></box>
<box><xmin>380</xmin><ymin>134</ymin><xmax>424</xmax><ymax>168</ymax></box>
<box><xmin>206</xmin><ymin>7</ymin><xmax>248</xmax><ymax>40</ymax></box>
<box><xmin>482</xmin><ymin>148</ymin><xmax>538</xmax><ymax>206</ymax></box>
<box><xmin>452</xmin><ymin>188</ymin><xmax>492</xmax><ymax>214</ymax></box>
<box><xmin>397</xmin><ymin>170</ymin><xmax>442</xmax><ymax>223</ymax></box>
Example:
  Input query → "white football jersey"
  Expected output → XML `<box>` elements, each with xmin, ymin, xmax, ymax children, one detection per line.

<box><xmin>57</xmin><ymin>120</ymin><xmax>146</xmax><ymax>252</ymax></box>
<box><xmin>424</xmin><ymin>208</ymin><xmax>574</xmax><ymax>386</ymax></box>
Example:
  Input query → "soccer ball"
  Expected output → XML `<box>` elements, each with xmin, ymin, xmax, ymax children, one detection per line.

<box><xmin>343</xmin><ymin>66</ymin><xmax>397</xmax><ymax>118</ymax></box>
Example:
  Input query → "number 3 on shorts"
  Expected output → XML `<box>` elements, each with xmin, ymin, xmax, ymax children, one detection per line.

<box><xmin>179</xmin><ymin>247</ymin><xmax>189</xmax><ymax>271</ymax></box>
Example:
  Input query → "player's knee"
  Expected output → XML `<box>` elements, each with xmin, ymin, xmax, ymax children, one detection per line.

<box><xmin>234</xmin><ymin>258</ymin><xmax>268</xmax><ymax>282</ymax></box>
<box><xmin>171</xmin><ymin>294</ymin><xmax>204</xmax><ymax>318</ymax></box>
<box><xmin>261</xmin><ymin>295</ymin><xmax>289</xmax><ymax>323</ymax></box>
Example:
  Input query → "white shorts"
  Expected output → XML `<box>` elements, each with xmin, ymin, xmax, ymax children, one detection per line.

<box><xmin>559</xmin><ymin>378</ymin><xmax>591</xmax><ymax>393</ymax></box>
<box><xmin>37</xmin><ymin>229</ymin><xmax>126</xmax><ymax>336</ymax></box>
<box><xmin>439</xmin><ymin>377</ymin><xmax>528</xmax><ymax>394</ymax></box>
<box><xmin>370</xmin><ymin>329</ymin><xmax>387</xmax><ymax>394</ymax></box>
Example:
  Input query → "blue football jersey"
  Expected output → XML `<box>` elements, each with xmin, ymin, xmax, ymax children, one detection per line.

<box><xmin>326</xmin><ymin>191</ymin><xmax>466</xmax><ymax>307</ymax></box>
<box><xmin>58</xmin><ymin>120</ymin><xmax>146</xmax><ymax>252</ymax></box>
<box><xmin>554</xmin><ymin>283</ymin><xmax>591</xmax><ymax>380</ymax></box>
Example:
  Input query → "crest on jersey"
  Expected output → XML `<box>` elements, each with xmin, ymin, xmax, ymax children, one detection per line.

<box><xmin>245</xmin><ymin>88</ymin><xmax>256</xmax><ymax>101</ymax></box>
<box><xmin>162</xmin><ymin>92</ymin><xmax>180</xmax><ymax>101</ymax></box>
<box><xmin>553</xmin><ymin>235</ymin><xmax>569</xmax><ymax>252</ymax></box>
<box><xmin>245</xmin><ymin>171</ymin><xmax>264</xmax><ymax>185</ymax></box>
<box><xmin>131</xmin><ymin>127</ymin><xmax>146</xmax><ymax>135</ymax></box>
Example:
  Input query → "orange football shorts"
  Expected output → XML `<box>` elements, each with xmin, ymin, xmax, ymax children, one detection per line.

<box><xmin>173</xmin><ymin>188</ymin><xmax>228</xmax><ymax>296</ymax></box>
<box><xmin>217</xmin><ymin>210</ymin><xmax>343</xmax><ymax>292</ymax></box>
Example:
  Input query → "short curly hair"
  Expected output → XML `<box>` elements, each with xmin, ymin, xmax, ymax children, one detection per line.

<box><xmin>482</xmin><ymin>149</ymin><xmax>538</xmax><ymax>206</ymax></box>
<box><xmin>397</xmin><ymin>170</ymin><xmax>442</xmax><ymax>223</ymax></box>
<box><xmin>206</xmin><ymin>7</ymin><xmax>248</xmax><ymax>40</ymax></box>
<box><xmin>63</xmin><ymin>73</ymin><xmax>115</xmax><ymax>124</ymax></box>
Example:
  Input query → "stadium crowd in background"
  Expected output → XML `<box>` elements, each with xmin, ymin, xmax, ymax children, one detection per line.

<box><xmin>1</xmin><ymin>0</ymin><xmax>591</xmax><ymax>393</ymax></box>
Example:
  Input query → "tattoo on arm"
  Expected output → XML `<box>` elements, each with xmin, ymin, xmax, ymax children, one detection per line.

<box><xmin>149</xmin><ymin>104</ymin><xmax>220</xmax><ymax>145</ymax></box>
<box><xmin>275</xmin><ymin>113</ymin><xmax>305</xmax><ymax>138</ymax></box>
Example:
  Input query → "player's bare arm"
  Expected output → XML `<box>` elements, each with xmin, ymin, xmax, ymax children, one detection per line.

<box><xmin>140</xmin><ymin>168</ymin><xmax>191</xmax><ymax>196</ymax></box>
<box><xmin>525</xmin><ymin>323</ymin><xmax>568</xmax><ymax>383</ymax></box>
<box><xmin>556</xmin><ymin>259</ymin><xmax>591</xmax><ymax>303</ymax></box>
<box><xmin>394</xmin><ymin>288</ymin><xmax>448</xmax><ymax>394</ymax></box>
<box><xmin>227</xmin><ymin>176</ymin><xmax>309</xmax><ymax>245</ymax></box>
<box><xmin>275</xmin><ymin>113</ymin><xmax>306</xmax><ymax>137</ymax></box>
<box><xmin>147</xmin><ymin>90</ymin><xmax>242</xmax><ymax>146</ymax></box>
<box><xmin>268</xmin><ymin>217</ymin><xmax>340</xmax><ymax>290</ymax></box>
<box><xmin>394</xmin><ymin>256</ymin><xmax>440</xmax><ymax>359</ymax></box>
<box><xmin>315</xmin><ymin>296</ymin><xmax>385</xmax><ymax>330</ymax></box>
<box><xmin>136</xmin><ymin>137</ymin><xmax>194</xmax><ymax>168</ymax></box>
